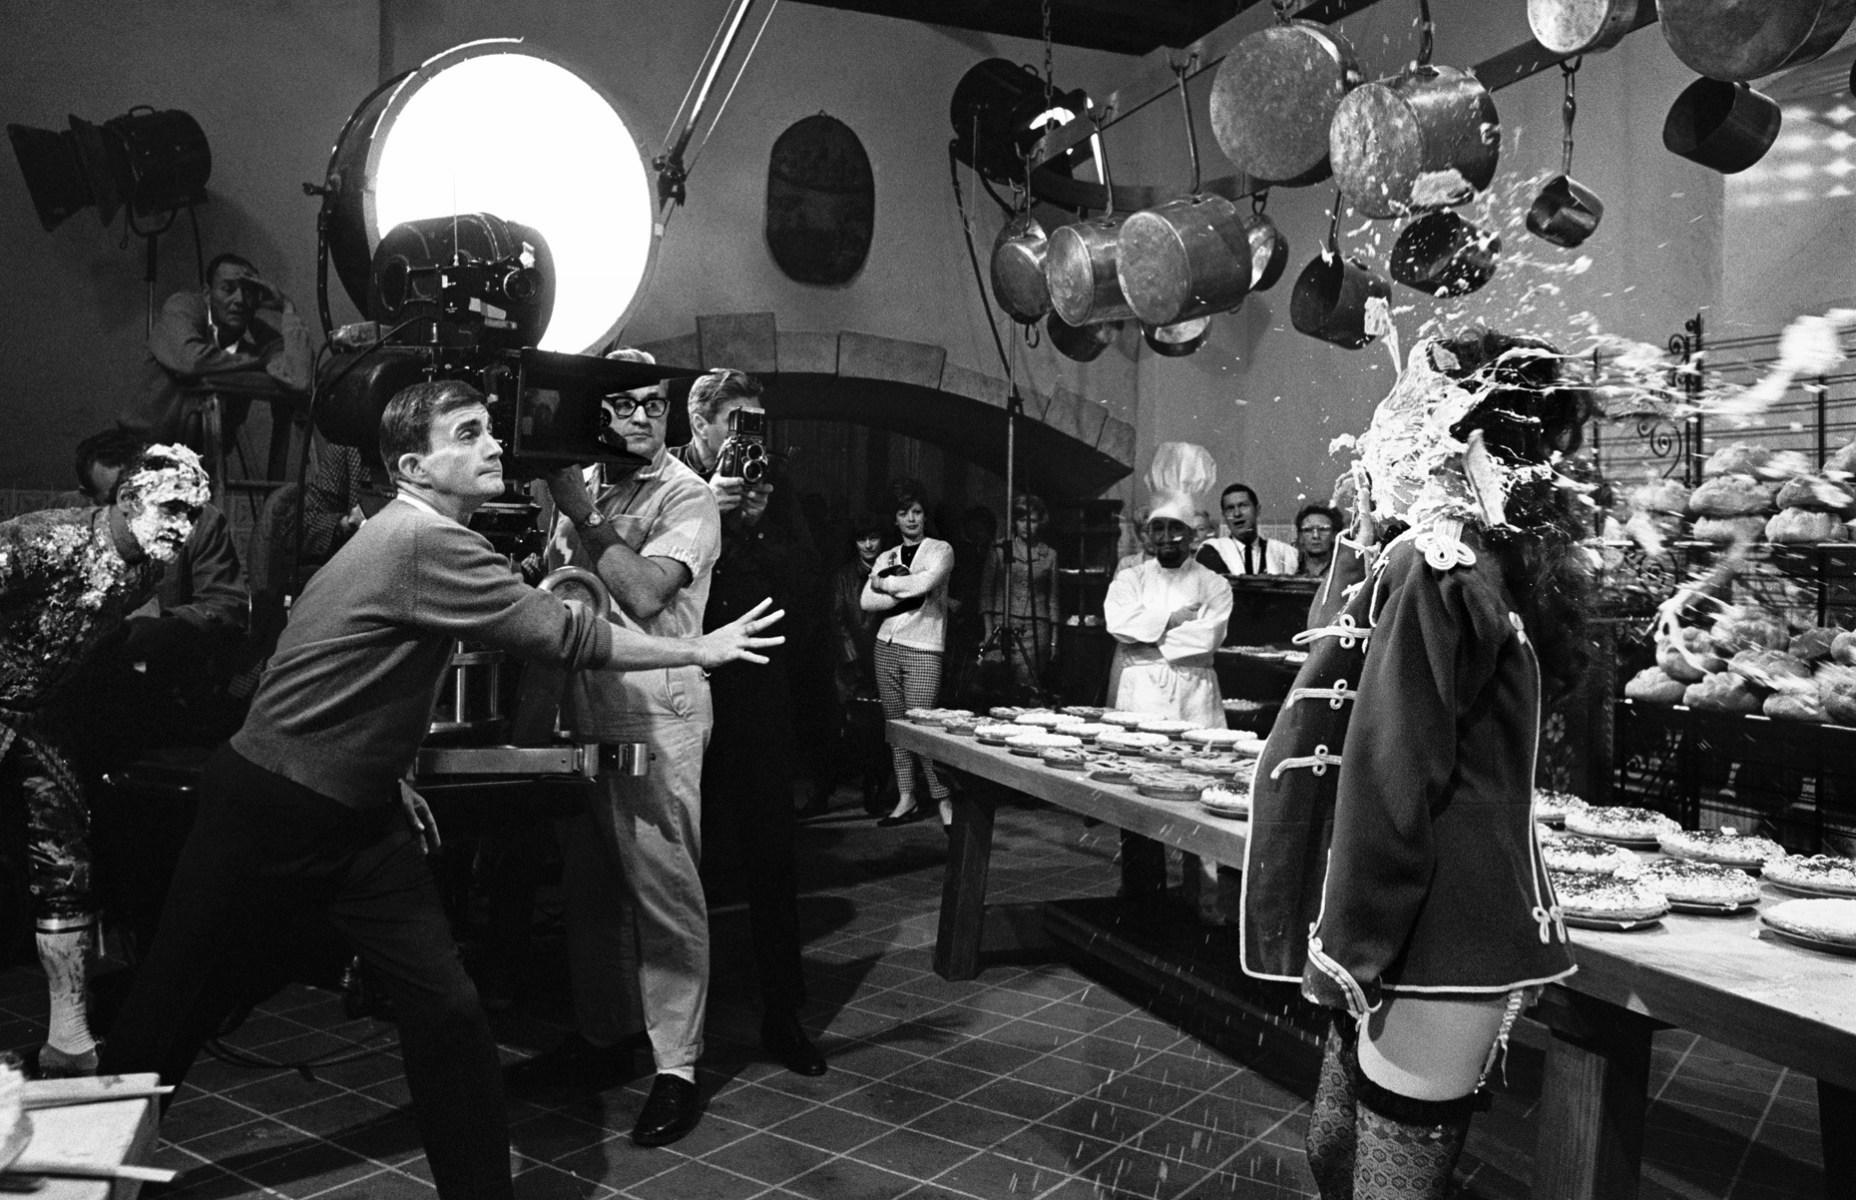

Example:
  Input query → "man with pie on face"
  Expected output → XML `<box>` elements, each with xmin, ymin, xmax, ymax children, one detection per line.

<box><xmin>99</xmin><ymin>381</ymin><xmax>780</xmax><ymax>1200</ymax></box>
<box><xmin>1</xmin><ymin>444</ymin><xmax>210</xmax><ymax>1076</ymax></box>
<box><xmin>126</xmin><ymin>251</ymin><xmax>312</xmax><ymax>472</ymax></box>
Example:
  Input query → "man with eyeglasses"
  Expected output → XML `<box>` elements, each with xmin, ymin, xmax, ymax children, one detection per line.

<box><xmin>1293</xmin><ymin>503</ymin><xmax>1344</xmax><ymax>579</ymax></box>
<box><xmin>511</xmin><ymin>348</ymin><xmax>722</xmax><ymax>1148</ymax></box>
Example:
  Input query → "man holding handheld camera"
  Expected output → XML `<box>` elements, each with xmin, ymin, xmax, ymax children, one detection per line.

<box><xmin>672</xmin><ymin>368</ymin><xmax>826</xmax><ymax>1078</ymax></box>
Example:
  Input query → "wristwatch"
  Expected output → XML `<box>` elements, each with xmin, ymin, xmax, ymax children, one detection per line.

<box><xmin>575</xmin><ymin>509</ymin><xmax>607</xmax><ymax>530</ymax></box>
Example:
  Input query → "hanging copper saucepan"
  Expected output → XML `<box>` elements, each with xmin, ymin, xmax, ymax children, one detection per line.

<box><xmin>1243</xmin><ymin>192</ymin><xmax>1290</xmax><ymax>292</ymax></box>
<box><xmin>1209</xmin><ymin>0</ymin><xmax>1364</xmax><ymax>187</ymax></box>
<box><xmin>1290</xmin><ymin>196</ymin><xmax>1392</xmax><ymax>349</ymax></box>
<box><xmin>1117</xmin><ymin>64</ymin><xmax>1252</xmax><ymax>329</ymax></box>
<box><xmin>1527</xmin><ymin>58</ymin><xmax>1605</xmax><ymax>248</ymax></box>
<box><xmin>1045</xmin><ymin>124</ymin><xmax>1138</xmax><ymax>327</ymax></box>
<box><xmin>1657</xmin><ymin>0</ymin><xmax>1856</xmax><ymax>82</ymax></box>
<box><xmin>1143</xmin><ymin>315</ymin><xmax>1213</xmax><ymax>358</ymax></box>
<box><xmin>1046</xmin><ymin>309</ymin><xmax>1117</xmax><ymax>362</ymax></box>
<box><xmin>1330</xmin><ymin>1</ymin><xmax>1501</xmax><ymax>218</ymax></box>
<box><xmin>1528</xmin><ymin>0</ymin><xmax>1652</xmax><ymax>56</ymax></box>
<box><xmin>991</xmin><ymin>210</ymin><xmax>1053</xmax><ymax>323</ymax></box>
<box><xmin>1390</xmin><ymin>210</ymin><xmax>1501</xmax><ymax>296</ymax></box>
<box><xmin>1663</xmin><ymin>77</ymin><xmax>1782</xmax><ymax>173</ymax></box>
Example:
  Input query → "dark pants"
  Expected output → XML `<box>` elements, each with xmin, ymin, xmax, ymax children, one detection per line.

<box><xmin>100</xmin><ymin>746</ymin><xmax>511</xmax><ymax>1200</ymax></box>
<box><xmin>703</xmin><ymin>665</ymin><xmax>806</xmax><ymax>1015</ymax></box>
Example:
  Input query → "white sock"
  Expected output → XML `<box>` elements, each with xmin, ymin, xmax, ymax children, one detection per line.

<box><xmin>661</xmin><ymin>1065</ymin><xmax>696</xmax><ymax>1084</ymax></box>
<box><xmin>37</xmin><ymin>927</ymin><xmax>96</xmax><ymax>1058</ymax></box>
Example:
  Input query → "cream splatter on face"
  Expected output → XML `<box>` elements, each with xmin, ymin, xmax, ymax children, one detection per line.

<box><xmin>121</xmin><ymin>444</ymin><xmax>210</xmax><ymax>561</ymax></box>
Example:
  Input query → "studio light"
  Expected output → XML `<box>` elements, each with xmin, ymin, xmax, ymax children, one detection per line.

<box><xmin>320</xmin><ymin>39</ymin><xmax>656</xmax><ymax>354</ymax></box>
<box><xmin>8</xmin><ymin>107</ymin><xmax>210</xmax><ymax>232</ymax></box>
<box><xmin>950</xmin><ymin>58</ymin><xmax>1092</xmax><ymax>185</ymax></box>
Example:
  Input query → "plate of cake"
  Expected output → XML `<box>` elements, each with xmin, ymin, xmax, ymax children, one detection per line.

<box><xmin>1085</xmin><ymin>755</ymin><xmax>1136</xmax><ymax>785</ymax></box>
<box><xmin>1760</xmin><ymin>898</ymin><xmax>1856</xmax><ymax>955</ymax></box>
<box><xmin>1131</xmin><ymin>770</ymin><xmax>1206</xmax><ymax>801</ymax></box>
<box><xmin>1099</xmin><ymin>710</ymin><xmax>1152</xmax><ymax>727</ymax></box>
<box><xmin>1096</xmin><ymin>730</ymin><xmax>1174</xmax><ymax>754</ymax></box>
<box><xmin>1040</xmin><ymin>746</ymin><xmax>1089</xmax><ymax>771</ymax></box>
<box><xmin>1549</xmin><ymin>872</ymin><xmax>1670</xmax><ymax>930</ymax></box>
<box><xmin>1657</xmin><ymin>827</ymin><xmax>1785</xmax><ymax>872</ymax></box>
<box><xmin>1013</xmin><ymin>710</ymin><xmax>1085</xmax><ymax>728</ymax></box>
<box><xmin>1061</xmin><ymin>705</ymin><xmax>1107</xmax><ymax>720</ymax></box>
<box><xmin>1636</xmin><ymin>859</ymin><xmax>1763</xmax><ymax>913</ymax></box>
<box><xmin>1058</xmin><ymin>722</ymin><xmax>1115</xmax><ymax>743</ymax></box>
<box><xmin>1763</xmin><ymin>854</ymin><xmax>1856</xmax><ymax>898</ymax></box>
<box><xmin>1540</xmin><ymin>835</ymin><xmax>1640</xmax><ymax>877</ymax></box>
<box><xmin>1563</xmin><ymin>806</ymin><xmax>1682</xmax><ymax>847</ymax></box>
<box><xmin>1199</xmin><ymin>784</ymin><xmax>1250</xmax><ymax>818</ymax></box>
<box><xmin>1135</xmin><ymin>717</ymin><xmax>1198</xmax><ymax>738</ymax></box>
<box><xmin>973</xmin><ymin>723</ymin><xmax>1021</xmax><ymax>745</ymax></box>
<box><xmin>1006</xmin><ymin>731</ymin><xmax>1082</xmax><ymax>756</ymax></box>
<box><xmin>1533</xmin><ymin>790</ymin><xmax>1590</xmax><ymax>827</ymax></box>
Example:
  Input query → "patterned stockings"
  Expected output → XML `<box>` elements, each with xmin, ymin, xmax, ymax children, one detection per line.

<box><xmin>1304</xmin><ymin>1018</ymin><xmax>1476</xmax><ymax>1200</ymax></box>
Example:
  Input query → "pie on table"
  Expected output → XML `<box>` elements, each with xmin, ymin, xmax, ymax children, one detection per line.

<box><xmin>1006</xmin><ymin>731</ymin><xmax>1082</xmax><ymax>755</ymax></box>
<box><xmin>1636</xmin><ymin>858</ymin><xmax>1762</xmax><ymax>907</ymax></box>
<box><xmin>1656</xmin><ymin>827</ymin><xmax>1785</xmax><ymax>869</ymax></box>
<box><xmin>1762</xmin><ymin>897</ymin><xmax>1856</xmax><ymax>945</ymax></box>
<box><xmin>1533</xmin><ymin>789</ymin><xmax>1590</xmax><ymax>824</ymax></box>
<box><xmin>1131</xmin><ymin>770</ymin><xmax>1206</xmax><ymax>801</ymax></box>
<box><xmin>1764</xmin><ymin>854</ymin><xmax>1856</xmax><ymax>895</ymax></box>
<box><xmin>1563</xmin><ymin>806</ymin><xmax>1681</xmax><ymax>842</ymax></box>
<box><xmin>1540</xmin><ymin>834</ymin><xmax>1640</xmax><ymax>877</ymax></box>
<box><xmin>1549</xmin><ymin>872</ymin><xmax>1671</xmax><ymax>923</ymax></box>
<box><xmin>1041</xmin><ymin>747</ymin><xmax>1088</xmax><ymax>770</ymax></box>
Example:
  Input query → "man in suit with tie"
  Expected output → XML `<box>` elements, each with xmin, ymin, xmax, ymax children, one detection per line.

<box><xmin>1195</xmin><ymin>484</ymin><xmax>1298</xmax><ymax>576</ymax></box>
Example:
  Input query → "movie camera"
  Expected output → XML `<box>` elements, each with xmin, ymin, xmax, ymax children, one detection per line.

<box><xmin>714</xmin><ymin>404</ymin><xmax>770</xmax><ymax>483</ymax></box>
<box><xmin>314</xmin><ymin>211</ymin><xmax>694</xmax><ymax>481</ymax></box>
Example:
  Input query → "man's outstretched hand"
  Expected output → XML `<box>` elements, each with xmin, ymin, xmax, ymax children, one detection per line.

<box><xmin>696</xmin><ymin>596</ymin><xmax>786</xmax><ymax>668</ymax></box>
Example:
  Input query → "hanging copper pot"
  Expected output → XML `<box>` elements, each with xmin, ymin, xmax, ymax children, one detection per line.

<box><xmin>1657</xmin><ymin>0</ymin><xmax>1856</xmax><ymax>82</ymax></box>
<box><xmin>1243</xmin><ymin>195</ymin><xmax>1290</xmax><ymax>292</ymax></box>
<box><xmin>1046</xmin><ymin>127</ymin><xmax>1137</xmax><ymax>327</ymax></box>
<box><xmin>1291</xmin><ymin>200</ymin><xmax>1392</xmax><ymax>349</ymax></box>
<box><xmin>1117</xmin><ymin>68</ymin><xmax>1253</xmax><ymax>327</ymax></box>
<box><xmin>1144</xmin><ymin>316</ymin><xmax>1213</xmax><ymax>358</ymax></box>
<box><xmin>1390</xmin><ymin>210</ymin><xmax>1501</xmax><ymax>296</ymax></box>
<box><xmin>1527</xmin><ymin>0</ymin><xmax>1652</xmax><ymax>55</ymax></box>
<box><xmin>1047</xmin><ymin>310</ymin><xmax>1117</xmax><ymax>361</ymax></box>
<box><xmin>1527</xmin><ymin>59</ymin><xmax>1605</xmax><ymax>248</ymax></box>
<box><xmin>991</xmin><ymin>212</ymin><xmax>1052</xmax><ymax>323</ymax></box>
<box><xmin>1663</xmin><ymin>77</ymin><xmax>1782</xmax><ymax>174</ymax></box>
<box><xmin>1331</xmin><ymin>64</ymin><xmax>1501</xmax><ymax>218</ymax></box>
<box><xmin>1209</xmin><ymin>8</ymin><xmax>1364</xmax><ymax>186</ymax></box>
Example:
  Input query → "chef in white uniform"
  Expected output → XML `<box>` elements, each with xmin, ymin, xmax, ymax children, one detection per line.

<box><xmin>1104</xmin><ymin>443</ymin><xmax>1233</xmax><ymax>726</ymax></box>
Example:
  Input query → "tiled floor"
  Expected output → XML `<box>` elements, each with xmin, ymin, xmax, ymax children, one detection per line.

<box><xmin>3</xmin><ymin>790</ymin><xmax>1826</xmax><ymax>1199</ymax></box>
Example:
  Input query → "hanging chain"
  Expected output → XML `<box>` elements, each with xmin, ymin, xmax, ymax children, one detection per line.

<box><xmin>1560</xmin><ymin>56</ymin><xmax>1581</xmax><ymax>177</ymax></box>
<box><xmin>1041</xmin><ymin>0</ymin><xmax>1055</xmax><ymax>113</ymax></box>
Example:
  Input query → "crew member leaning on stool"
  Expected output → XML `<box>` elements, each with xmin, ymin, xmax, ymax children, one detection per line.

<box><xmin>99</xmin><ymin>380</ymin><xmax>783</xmax><ymax>1200</ymax></box>
<box><xmin>124</xmin><ymin>252</ymin><xmax>311</xmax><ymax>460</ymax></box>
<box><xmin>1</xmin><ymin>445</ymin><xmax>210</xmax><ymax>1078</ymax></box>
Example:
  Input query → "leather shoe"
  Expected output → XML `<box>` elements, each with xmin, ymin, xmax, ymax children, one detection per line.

<box><xmin>631</xmin><ymin>1073</ymin><xmax>702</xmax><ymax>1147</ymax></box>
<box><xmin>876</xmin><ymin>805</ymin><xmax>924</xmax><ymax>827</ymax></box>
<box><xmin>504</xmin><ymin>1031</ymin><xmax>646</xmax><ymax>1095</ymax></box>
<box><xmin>761</xmin><ymin>1012</ymin><xmax>826</xmax><ymax>1076</ymax></box>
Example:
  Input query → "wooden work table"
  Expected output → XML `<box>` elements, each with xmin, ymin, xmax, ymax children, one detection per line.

<box><xmin>889</xmin><ymin>719</ymin><xmax>1856</xmax><ymax>1200</ymax></box>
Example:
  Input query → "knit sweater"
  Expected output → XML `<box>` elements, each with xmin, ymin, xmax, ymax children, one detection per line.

<box><xmin>234</xmin><ymin>499</ymin><xmax>613</xmax><ymax>806</ymax></box>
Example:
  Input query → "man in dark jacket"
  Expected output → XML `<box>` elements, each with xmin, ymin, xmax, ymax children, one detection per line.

<box><xmin>672</xmin><ymin>367</ymin><xmax>826</xmax><ymax>1077</ymax></box>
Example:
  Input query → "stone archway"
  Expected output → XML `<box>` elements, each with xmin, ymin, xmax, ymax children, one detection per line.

<box><xmin>639</xmin><ymin>312</ymin><xmax>1134</xmax><ymax>495</ymax></box>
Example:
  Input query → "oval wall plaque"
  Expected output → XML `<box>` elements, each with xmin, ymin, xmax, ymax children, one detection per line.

<box><xmin>766</xmin><ymin>113</ymin><xmax>874</xmax><ymax>286</ymax></box>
